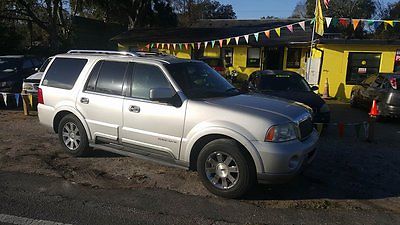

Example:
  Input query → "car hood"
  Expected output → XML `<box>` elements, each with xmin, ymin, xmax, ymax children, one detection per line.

<box><xmin>204</xmin><ymin>94</ymin><xmax>310</xmax><ymax>122</ymax></box>
<box><xmin>257</xmin><ymin>91</ymin><xmax>326</xmax><ymax>110</ymax></box>
<box><xmin>25</xmin><ymin>71</ymin><xmax>43</xmax><ymax>80</ymax></box>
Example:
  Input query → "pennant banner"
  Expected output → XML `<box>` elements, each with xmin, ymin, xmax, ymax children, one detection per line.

<box><xmin>2</xmin><ymin>93</ymin><xmax>7</xmax><ymax>106</ymax></box>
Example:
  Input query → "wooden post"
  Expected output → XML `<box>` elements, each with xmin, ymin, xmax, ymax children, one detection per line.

<box><xmin>22</xmin><ymin>93</ymin><xmax>30</xmax><ymax>116</ymax></box>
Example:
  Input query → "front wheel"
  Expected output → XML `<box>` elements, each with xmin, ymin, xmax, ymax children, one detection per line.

<box><xmin>197</xmin><ymin>139</ymin><xmax>255</xmax><ymax>198</ymax></box>
<box><xmin>58</xmin><ymin>114</ymin><xmax>90</xmax><ymax>157</ymax></box>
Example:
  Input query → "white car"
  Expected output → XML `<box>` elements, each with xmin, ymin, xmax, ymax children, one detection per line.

<box><xmin>38</xmin><ymin>50</ymin><xmax>318</xmax><ymax>198</ymax></box>
<box><xmin>22</xmin><ymin>57</ymin><xmax>52</xmax><ymax>94</ymax></box>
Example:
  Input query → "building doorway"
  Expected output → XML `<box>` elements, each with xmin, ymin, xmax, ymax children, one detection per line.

<box><xmin>263</xmin><ymin>47</ymin><xmax>284</xmax><ymax>70</ymax></box>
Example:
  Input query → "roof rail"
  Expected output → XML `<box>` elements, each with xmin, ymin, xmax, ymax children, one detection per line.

<box><xmin>67</xmin><ymin>50</ymin><xmax>138</xmax><ymax>57</ymax></box>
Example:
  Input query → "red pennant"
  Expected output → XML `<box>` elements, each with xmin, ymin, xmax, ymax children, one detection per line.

<box><xmin>156</xmin><ymin>43</ymin><xmax>159</xmax><ymax>48</ymax></box>
<box><xmin>339</xmin><ymin>18</ymin><xmax>349</xmax><ymax>27</ymax></box>
<box><xmin>338</xmin><ymin>122</ymin><xmax>345</xmax><ymax>137</ymax></box>
<box><xmin>145</xmin><ymin>44</ymin><xmax>150</xmax><ymax>49</ymax></box>
<box><xmin>184</xmin><ymin>43</ymin><xmax>189</xmax><ymax>50</ymax></box>
<box><xmin>218</xmin><ymin>39</ymin><xmax>223</xmax><ymax>48</ymax></box>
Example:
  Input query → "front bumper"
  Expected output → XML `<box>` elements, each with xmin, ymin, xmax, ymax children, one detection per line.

<box><xmin>252</xmin><ymin>130</ymin><xmax>319</xmax><ymax>184</ymax></box>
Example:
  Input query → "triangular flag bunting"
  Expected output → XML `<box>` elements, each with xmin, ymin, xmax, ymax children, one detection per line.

<box><xmin>339</xmin><ymin>18</ymin><xmax>349</xmax><ymax>27</ymax></box>
<box><xmin>156</xmin><ymin>43</ymin><xmax>159</xmax><ymax>48</ymax></box>
<box><xmin>218</xmin><ymin>39</ymin><xmax>223</xmax><ymax>48</ymax></box>
<box><xmin>374</xmin><ymin>21</ymin><xmax>382</xmax><ymax>30</ymax></box>
<box><xmin>299</xmin><ymin>21</ymin><xmax>306</xmax><ymax>31</ymax></box>
<box><xmin>331</xmin><ymin>18</ymin><xmax>339</xmax><ymax>27</ymax></box>
<box><xmin>286</xmin><ymin>24</ymin><xmax>294</xmax><ymax>32</ymax></box>
<box><xmin>234</xmin><ymin>36</ymin><xmax>240</xmax><ymax>45</ymax></box>
<box><xmin>275</xmin><ymin>28</ymin><xmax>281</xmax><ymax>37</ymax></box>
<box><xmin>264</xmin><ymin>30</ymin><xmax>270</xmax><ymax>38</ymax></box>
<box><xmin>385</xmin><ymin>20</ymin><xmax>394</xmax><ymax>27</ymax></box>
<box><xmin>226</xmin><ymin>38</ymin><xmax>231</xmax><ymax>44</ymax></box>
<box><xmin>325</xmin><ymin>17</ymin><xmax>332</xmax><ymax>28</ymax></box>
<box><xmin>150</xmin><ymin>43</ymin><xmax>154</xmax><ymax>48</ymax></box>
<box><xmin>172</xmin><ymin>43</ymin><xmax>176</xmax><ymax>49</ymax></box>
<box><xmin>352</xmin><ymin>19</ymin><xmax>360</xmax><ymax>30</ymax></box>
<box><xmin>254</xmin><ymin>33</ymin><xmax>259</xmax><ymax>42</ymax></box>
<box><xmin>191</xmin><ymin>43</ymin><xmax>195</xmax><ymax>49</ymax></box>
<box><xmin>178</xmin><ymin>43</ymin><xmax>183</xmax><ymax>49</ymax></box>
<box><xmin>15</xmin><ymin>93</ymin><xmax>20</xmax><ymax>107</ymax></box>
<box><xmin>211</xmin><ymin>40</ymin><xmax>215</xmax><ymax>48</ymax></box>
<box><xmin>167</xmin><ymin>43</ymin><xmax>170</xmax><ymax>49</ymax></box>
<box><xmin>244</xmin><ymin>35</ymin><xmax>249</xmax><ymax>43</ymax></box>
<box><xmin>197</xmin><ymin>42</ymin><xmax>201</xmax><ymax>49</ymax></box>
<box><xmin>145</xmin><ymin>44</ymin><xmax>150</xmax><ymax>49</ymax></box>
<box><xmin>184</xmin><ymin>43</ymin><xmax>189</xmax><ymax>50</ymax></box>
<box><xmin>205</xmin><ymin>41</ymin><xmax>209</xmax><ymax>48</ymax></box>
<box><xmin>2</xmin><ymin>93</ymin><xmax>7</xmax><ymax>106</ymax></box>
<box><xmin>161</xmin><ymin>43</ymin><xmax>165</xmax><ymax>49</ymax></box>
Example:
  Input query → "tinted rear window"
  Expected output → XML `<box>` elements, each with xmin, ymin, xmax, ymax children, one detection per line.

<box><xmin>93</xmin><ymin>61</ymin><xmax>128</xmax><ymax>95</ymax></box>
<box><xmin>42</xmin><ymin>57</ymin><xmax>87</xmax><ymax>89</ymax></box>
<box><xmin>252</xmin><ymin>74</ymin><xmax>311</xmax><ymax>92</ymax></box>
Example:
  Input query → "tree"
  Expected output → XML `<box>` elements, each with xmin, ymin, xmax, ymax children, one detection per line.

<box><xmin>305</xmin><ymin>0</ymin><xmax>377</xmax><ymax>18</ymax></box>
<box><xmin>0</xmin><ymin>0</ymin><xmax>71</xmax><ymax>52</ymax></box>
<box><xmin>72</xmin><ymin>0</ymin><xmax>178</xmax><ymax>28</ymax></box>
<box><xmin>173</xmin><ymin>0</ymin><xmax>236</xmax><ymax>25</ymax></box>
<box><xmin>291</xmin><ymin>0</ymin><xmax>307</xmax><ymax>18</ymax></box>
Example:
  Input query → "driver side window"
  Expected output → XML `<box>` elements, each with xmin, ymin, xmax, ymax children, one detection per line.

<box><xmin>131</xmin><ymin>63</ymin><xmax>171</xmax><ymax>100</ymax></box>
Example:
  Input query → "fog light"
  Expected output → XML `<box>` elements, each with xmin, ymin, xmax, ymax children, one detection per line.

<box><xmin>288</xmin><ymin>155</ymin><xmax>300</xmax><ymax>169</ymax></box>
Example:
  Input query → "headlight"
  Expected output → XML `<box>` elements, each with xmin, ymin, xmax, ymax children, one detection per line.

<box><xmin>319</xmin><ymin>103</ymin><xmax>330</xmax><ymax>113</ymax></box>
<box><xmin>265</xmin><ymin>123</ymin><xmax>298</xmax><ymax>142</ymax></box>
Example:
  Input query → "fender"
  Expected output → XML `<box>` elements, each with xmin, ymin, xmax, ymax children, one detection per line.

<box><xmin>181</xmin><ymin>124</ymin><xmax>265</xmax><ymax>173</ymax></box>
<box><xmin>53</xmin><ymin>105</ymin><xmax>93</xmax><ymax>141</ymax></box>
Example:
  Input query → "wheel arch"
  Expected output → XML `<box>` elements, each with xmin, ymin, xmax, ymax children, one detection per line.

<box><xmin>186</xmin><ymin>129</ymin><xmax>264</xmax><ymax>173</ymax></box>
<box><xmin>52</xmin><ymin>107</ymin><xmax>92</xmax><ymax>140</ymax></box>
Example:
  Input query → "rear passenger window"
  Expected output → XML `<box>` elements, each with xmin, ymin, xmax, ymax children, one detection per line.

<box><xmin>42</xmin><ymin>58</ymin><xmax>87</xmax><ymax>89</ymax></box>
<box><xmin>85</xmin><ymin>62</ymin><xmax>102</xmax><ymax>92</ymax></box>
<box><xmin>131</xmin><ymin>63</ymin><xmax>171</xmax><ymax>99</ymax></box>
<box><xmin>92</xmin><ymin>61</ymin><xmax>128</xmax><ymax>95</ymax></box>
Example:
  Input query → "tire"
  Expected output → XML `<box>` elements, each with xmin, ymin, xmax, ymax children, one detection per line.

<box><xmin>197</xmin><ymin>139</ymin><xmax>255</xmax><ymax>199</ymax></box>
<box><xmin>58</xmin><ymin>114</ymin><xmax>90</xmax><ymax>157</ymax></box>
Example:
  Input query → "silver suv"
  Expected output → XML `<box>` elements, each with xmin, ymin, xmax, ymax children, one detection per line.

<box><xmin>38</xmin><ymin>50</ymin><xmax>319</xmax><ymax>198</ymax></box>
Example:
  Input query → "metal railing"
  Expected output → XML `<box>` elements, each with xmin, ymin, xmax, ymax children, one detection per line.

<box><xmin>67</xmin><ymin>50</ymin><xmax>139</xmax><ymax>57</ymax></box>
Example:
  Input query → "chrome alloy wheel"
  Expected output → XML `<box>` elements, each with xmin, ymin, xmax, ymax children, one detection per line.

<box><xmin>62</xmin><ymin>122</ymin><xmax>81</xmax><ymax>151</ymax></box>
<box><xmin>205</xmin><ymin>152</ymin><xmax>239</xmax><ymax>190</ymax></box>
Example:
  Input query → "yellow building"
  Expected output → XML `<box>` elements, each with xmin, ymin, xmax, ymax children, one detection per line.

<box><xmin>112</xmin><ymin>19</ymin><xmax>400</xmax><ymax>99</ymax></box>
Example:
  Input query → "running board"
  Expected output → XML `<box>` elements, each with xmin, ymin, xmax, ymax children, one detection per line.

<box><xmin>89</xmin><ymin>143</ymin><xmax>189</xmax><ymax>170</ymax></box>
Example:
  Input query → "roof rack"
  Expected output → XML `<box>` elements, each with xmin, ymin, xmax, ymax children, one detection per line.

<box><xmin>67</xmin><ymin>50</ymin><xmax>138</xmax><ymax>57</ymax></box>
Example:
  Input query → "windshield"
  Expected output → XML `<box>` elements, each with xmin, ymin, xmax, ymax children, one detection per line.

<box><xmin>0</xmin><ymin>58</ymin><xmax>21</xmax><ymax>73</ymax></box>
<box><xmin>166</xmin><ymin>62</ymin><xmax>239</xmax><ymax>99</ymax></box>
<box><xmin>252</xmin><ymin>74</ymin><xmax>312</xmax><ymax>92</ymax></box>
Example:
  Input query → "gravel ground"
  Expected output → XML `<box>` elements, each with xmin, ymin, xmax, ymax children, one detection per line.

<box><xmin>0</xmin><ymin>100</ymin><xmax>399</xmax><ymax>214</ymax></box>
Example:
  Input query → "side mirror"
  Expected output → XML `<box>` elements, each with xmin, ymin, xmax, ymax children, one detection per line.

<box><xmin>311</xmin><ymin>86</ymin><xmax>319</xmax><ymax>91</ymax></box>
<box><xmin>149</xmin><ymin>88</ymin><xmax>175</xmax><ymax>103</ymax></box>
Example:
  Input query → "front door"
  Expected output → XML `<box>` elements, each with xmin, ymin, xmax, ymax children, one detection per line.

<box><xmin>76</xmin><ymin>60</ymin><xmax>129</xmax><ymax>141</ymax></box>
<box><xmin>121</xmin><ymin>62</ymin><xmax>186</xmax><ymax>159</ymax></box>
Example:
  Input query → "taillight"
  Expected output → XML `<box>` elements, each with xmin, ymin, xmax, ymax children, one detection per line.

<box><xmin>38</xmin><ymin>88</ymin><xmax>44</xmax><ymax>104</ymax></box>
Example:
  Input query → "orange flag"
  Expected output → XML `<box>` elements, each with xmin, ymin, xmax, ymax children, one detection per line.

<box><xmin>264</xmin><ymin>30</ymin><xmax>270</xmax><ymax>38</ymax></box>
<box><xmin>352</xmin><ymin>19</ymin><xmax>360</xmax><ymax>30</ymax></box>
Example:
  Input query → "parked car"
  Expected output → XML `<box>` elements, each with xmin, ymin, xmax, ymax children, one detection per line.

<box><xmin>247</xmin><ymin>70</ymin><xmax>331</xmax><ymax>124</ymax></box>
<box><xmin>22</xmin><ymin>57</ymin><xmax>53</xmax><ymax>94</ymax></box>
<box><xmin>198</xmin><ymin>57</ymin><xmax>227</xmax><ymax>77</ymax></box>
<box><xmin>350</xmin><ymin>74</ymin><xmax>400</xmax><ymax>118</ymax></box>
<box><xmin>0</xmin><ymin>55</ymin><xmax>43</xmax><ymax>93</ymax></box>
<box><xmin>38</xmin><ymin>50</ymin><xmax>318</xmax><ymax>198</ymax></box>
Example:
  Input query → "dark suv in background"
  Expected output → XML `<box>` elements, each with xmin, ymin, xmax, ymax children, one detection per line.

<box><xmin>350</xmin><ymin>73</ymin><xmax>400</xmax><ymax>118</ymax></box>
<box><xmin>0</xmin><ymin>55</ymin><xmax>43</xmax><ymax>93</ymax></box>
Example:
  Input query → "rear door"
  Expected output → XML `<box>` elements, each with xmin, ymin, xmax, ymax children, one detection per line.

<box><xmin>121</xmin><ymin>62</ymin><xmax>186</xmax><ymax>159</ymax></box>
<box><xmin>76</xmin><ymin>60</ymin><xmax>129</xmax><ymax>141</ymax></box>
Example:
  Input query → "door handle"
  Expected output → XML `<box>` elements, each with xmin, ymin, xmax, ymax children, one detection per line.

<box><xmin>80</xmin><ymin>97</ymin><xmax>89</xmax><ymax>104</ymax></box>
<box><xmin>129</xmin><ymin>105</ymin><xmax>140</xmax><ymax>113</ymax></box>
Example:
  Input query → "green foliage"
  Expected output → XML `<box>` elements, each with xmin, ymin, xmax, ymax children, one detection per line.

<box><xmin>306</xmin><ymin>0</ymin><xmax>377</xmax><ymax>18</ymax></box>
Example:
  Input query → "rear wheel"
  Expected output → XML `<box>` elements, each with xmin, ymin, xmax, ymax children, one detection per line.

<box><xmin>197</xmin><ymin>139</ymin><xmax>255</xmax><ymax>198</ymax></box>
<box><xmin>58</xmin><ymin>114</ymin><xmax>90</xmax><ymax>157</ymax></box>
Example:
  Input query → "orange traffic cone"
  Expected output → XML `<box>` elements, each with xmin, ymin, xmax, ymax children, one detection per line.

<box><xmin>369</xmin><ymin>99</ymin><xmax>379</xmax><ymax>117</ymax></box>
<box><xmin>322</xmin><ymin>78</ymin><xmax>330</xmax><ymax>99</ymax></box>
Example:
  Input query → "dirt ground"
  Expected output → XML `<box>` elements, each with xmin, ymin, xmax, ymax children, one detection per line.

<box><xmin>1</xmin><ymin>100</ymin><xmax>400</xmax><ymax>214</ymax></box>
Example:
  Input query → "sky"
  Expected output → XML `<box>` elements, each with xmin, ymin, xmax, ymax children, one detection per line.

<box><xmin>218</xmin><ymin>0</ymin><xmax>399</xmax><ymax>19</ymax></box>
